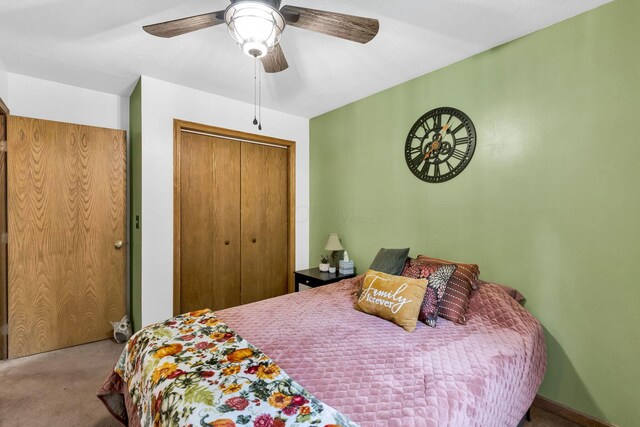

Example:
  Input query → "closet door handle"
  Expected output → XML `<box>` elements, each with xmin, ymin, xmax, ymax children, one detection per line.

<box><xmin>224</xmin><ymin>240</ymin><xmax>230</xmax><ymax>246</ymax></box>
<box><xmin>252</xmin><ymin>238</ymin><xmax>257</xmax><ymax>243</ymax></box>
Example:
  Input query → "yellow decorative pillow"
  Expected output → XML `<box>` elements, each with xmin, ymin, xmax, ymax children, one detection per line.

<box><xmin>355</xmin><ymin>269</ymin><xmax>428</xmax><ymax>332</ymax></box>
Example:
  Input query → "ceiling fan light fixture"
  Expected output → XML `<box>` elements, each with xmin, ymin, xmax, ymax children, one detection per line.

<box><xmin>225</xmin><ymin>1</ymin><xmax>285</xmax><ymax>58</ymax></box>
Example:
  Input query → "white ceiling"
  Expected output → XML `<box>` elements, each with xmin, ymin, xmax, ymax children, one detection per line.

<box><xmin>0</xmin><ymin>0</ymin><xmax>610</xmax><ymax>118</ymax></box>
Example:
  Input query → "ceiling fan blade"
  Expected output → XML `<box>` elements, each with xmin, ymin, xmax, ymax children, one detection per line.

<box><xmin>280</xmin><ymin>5</ymin><xmax>379</xmax><ymax>44</ymax></box>
<box><xmin>261</xmin><ymin>44</ymin><xmax>289</xmax><ymax>73</ymax></box>
<box><xmin>143</xmin><ymin>10</ymin><xmax>226</xmax><ymax>38</ymax></box>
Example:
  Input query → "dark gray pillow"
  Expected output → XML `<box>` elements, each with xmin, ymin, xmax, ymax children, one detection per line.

<box><xmin>369</xmin><ymin>248</ymin><xmax>410</xmax><ymax>275</ymax></box>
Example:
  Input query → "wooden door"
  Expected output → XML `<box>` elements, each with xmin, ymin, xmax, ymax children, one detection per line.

<box><xmin>7</xmin><ymin>116</ymin><xmax>126</xmax><ymax>358</ymax></box>
<box><xmin>240</xmin><ymin>143</ymin><xmax>289</xmax><ymax>304</ymax></box>
<box><xmin>0</xmin><ymin>101</ymin><xmax>8</xmax><ymax>360</ymax></box>
<box><xmin>180</xmin><ymin>133</ymin><xmax>241</xmax><ymax>313</ymax></box>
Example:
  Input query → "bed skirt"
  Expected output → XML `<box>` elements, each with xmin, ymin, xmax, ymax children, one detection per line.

<box><xmin>97</xmin><ymin>369</ymin><xmax>141</xmax><ymax>427</ymax></box>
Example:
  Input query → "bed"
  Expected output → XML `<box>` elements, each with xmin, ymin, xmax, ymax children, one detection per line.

<box><xmin>99</xmin><ymin>277</ymin><xmax>546</xmax><ymax>426</ymax></box>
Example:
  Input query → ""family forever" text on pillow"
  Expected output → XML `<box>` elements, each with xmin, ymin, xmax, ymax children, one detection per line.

<box><xmin>355</xmin><ymin>270</ymin><xmax>428</xmax><ymax>332</ymax></box>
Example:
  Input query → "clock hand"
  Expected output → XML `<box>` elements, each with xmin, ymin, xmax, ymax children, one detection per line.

<box><xmin>423</xmin><ymin>145</ymin><xmax>435</xmax><ymax>161</ymax></box>
<box><xmin>423</xmin><ymin>122</ymin><xmax>451</xmax><ymax>161</ymax></box>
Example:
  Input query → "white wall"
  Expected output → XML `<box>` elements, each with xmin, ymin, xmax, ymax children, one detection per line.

<box><xmin>140</xmin><ymin>76</ymin><xmax>310</xmax><ymax>327</ymax></box>
<box><xmin>7</xmin><ymin>73</ymin><xmax>128</xmax><ymax>131</ymax></box>
<box><xmin>0</xmin><ymin>58</ymin><xmax>8</xmax><ymax>105</ymax></box>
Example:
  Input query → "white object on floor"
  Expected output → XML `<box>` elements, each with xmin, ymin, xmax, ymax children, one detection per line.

<box><xmin>111</xmin><ymin>315</ymin><xmax>132</xmax><ymax>344</ymax></box>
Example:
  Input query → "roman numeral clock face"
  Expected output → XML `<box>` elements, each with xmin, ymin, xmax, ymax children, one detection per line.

<box><xmin>405</xmin><ymin>107</ymin><xmax>477</xmax><ymax>183</ymax></box>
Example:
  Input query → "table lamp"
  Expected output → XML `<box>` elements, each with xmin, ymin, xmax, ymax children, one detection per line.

<box><xmin>324</xmin><ymin>233</ymin><xmax>344</xmax><ymax>272</ymax></box>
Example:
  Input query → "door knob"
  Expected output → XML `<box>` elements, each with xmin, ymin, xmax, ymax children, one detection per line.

<box><xmin>114</xmin><ymin>240</ymin><xmax>124</xmax><ymax>249</ymax></box>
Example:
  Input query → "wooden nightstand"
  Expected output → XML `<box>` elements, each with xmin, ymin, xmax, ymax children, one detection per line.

<box><xmin>294</xmin><ymin>268</ymin><xmax>357</xmax><ymax>292</ymax></box>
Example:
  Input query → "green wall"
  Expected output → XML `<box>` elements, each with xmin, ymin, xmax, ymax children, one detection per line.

<box><xmin>129</xmin><ymin>79</ymin><xmax>142</xmax><ymax>331</ymax></box>
<box><xmin>310</xmin><ymin>1</ymin><xmax>639</xmax><ymax>425</ymax></box>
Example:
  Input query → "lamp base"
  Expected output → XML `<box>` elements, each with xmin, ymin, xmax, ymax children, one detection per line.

<box><xmin>330</xmin><ymin>251</ymin><xmax>341</xmax><ymax>270</ymax></box>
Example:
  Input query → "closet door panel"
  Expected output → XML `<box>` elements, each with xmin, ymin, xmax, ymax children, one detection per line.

<box><xmin>180</xmin><ymin>133</ymin><xmax>214</xmax><ymax>312</ymax></box>
<box><xmin>210</xmin><ymin>137</ymin><xmax>241</xmax><ymax>311</ymax></box>
<box><xmin>180</xmin><ymin>133</ymin><xmax>240</xmax><ymax>313</ymax></box>
<box><xmin>241</xmin><ymin>143</ymin><xmax>288</xmax><ymax>304</ymax></box>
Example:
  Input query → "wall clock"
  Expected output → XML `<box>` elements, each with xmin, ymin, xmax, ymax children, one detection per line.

<box><xmin>405</xmin><ymin>107</ymin><xmax>476</xmax><ymax>183</ymax></box>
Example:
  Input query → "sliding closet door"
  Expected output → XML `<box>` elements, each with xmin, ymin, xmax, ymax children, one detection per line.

<box><xmin>7</xmin><ymin>116</ymin><xmax>126</xmax><ymax>358</ymax></box>
<box><xmin>180</xmin><ymin>133</ymin><xmax>241</xmax><ymax>313</ymax></box>
<box><xmin>240</xmin><ymin>143</ymin><xmax>289</xmax><ymax>304</ymax></box>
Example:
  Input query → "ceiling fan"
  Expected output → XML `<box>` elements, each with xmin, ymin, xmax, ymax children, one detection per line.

<box><xmin>143</xmin><ymin>0</ymin><xmax>380</xmax><ymax>73</ymax></box>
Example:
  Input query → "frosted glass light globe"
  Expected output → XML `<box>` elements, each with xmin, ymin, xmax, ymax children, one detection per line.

<box><xmin>225</xmin><ymin>2</ymin><xmax>285</xmax><ymax>58</ymax></box>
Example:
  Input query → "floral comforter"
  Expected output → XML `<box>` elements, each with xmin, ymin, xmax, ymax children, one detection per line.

<box><xmin>112</xmin><ymin>309</ymin><xmax>357</xmax><ymax>427</ymax></box>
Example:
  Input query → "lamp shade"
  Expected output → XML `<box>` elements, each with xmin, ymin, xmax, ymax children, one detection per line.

<box><xmin>324</xmin><ymin>233</ymin><xmax>344</xmax><ymax>251</ymax></box>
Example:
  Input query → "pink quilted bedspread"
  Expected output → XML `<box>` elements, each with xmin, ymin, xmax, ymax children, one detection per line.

<box><xmin>216</xmin><ymin>278</ymin><xmax>546</xmax><ymax>427</ymax></box>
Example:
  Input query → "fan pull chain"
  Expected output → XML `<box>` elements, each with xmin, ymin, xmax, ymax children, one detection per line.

<box><xmin>258</xmin><ymin>63</ymin><xmax>262</xmax><ymax>131</ymax></box>
<box><xmin>252</xmin><ymin>58</ymin><xmax>258</xmax><ymax>126</ymax></box>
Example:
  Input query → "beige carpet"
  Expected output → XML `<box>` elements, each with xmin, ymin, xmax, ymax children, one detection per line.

<box><xmin>0</xmin><ymin>340</ymin><xmax>124</xmax><ymax>427</ymax></box>
<box><xmin>0</xmin><ymin>340</ymin><xmax>579</xmax><ymax>427</ymax></box>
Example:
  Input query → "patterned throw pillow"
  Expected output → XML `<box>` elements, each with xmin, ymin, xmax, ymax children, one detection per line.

<box><xmin>416</xmin><ymin>255</ymin><xmax>480</xmax><ymax>324</ymax></box>
<box><xmin>355</xmin><ymin>269</ymin><xmax>427</xmax><ymax>332</ymax></box>
<box><xmin>401</xmin><ymin>260</ymin><xmax>456</xmax><ymax>327</ymax></box>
